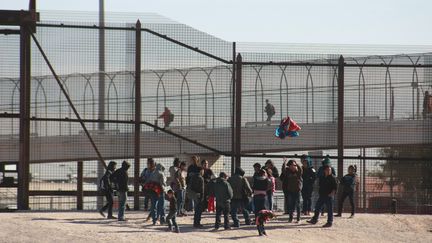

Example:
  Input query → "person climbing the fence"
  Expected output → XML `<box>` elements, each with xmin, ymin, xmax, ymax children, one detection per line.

<box><xmin>159</xmin><ymin>107</ymin><xmax>174</xmax><ymax>128</ymax></box>
<box><xmin>264</xmin><ymin>99</ymin><xmax>276</xmax><ymax>122</ymax></box>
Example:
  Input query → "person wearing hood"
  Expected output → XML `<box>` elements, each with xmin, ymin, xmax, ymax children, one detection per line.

<box><xmin>317</xmin><ymin>157</ymin><xmax>336</xmax><ymax>184</ymax></box>
<box><xmin>99</xmin><ymin>161</ymin><xmax>117</xmax><ymax>219</ymax></box>
<box><xmin>301</xmin><ymin>155</ymin><xmax>316</xmax><ymax>216</ymax></box>
<box><xmin>228</xmin><ymin>167</ymin><xmax>252</xmax><ymax>227</ymax></box>
<box><xmin>111</xmin><ymin>160</ymin><xmax>130</xmax><ymax>221</ymax></box>
<box><xmin>212</xmin><ymin>172</ymin><xmax>233</xmax><ymax>230</ymax></box>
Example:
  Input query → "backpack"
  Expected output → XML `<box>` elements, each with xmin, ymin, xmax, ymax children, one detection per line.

<box><xmin>269</xmin><ymin>105</ymin><xmax>275</xmax><ymax>116</ymax></box>
<box><xmin>169</xmin><ymin>113</ymin><xmax>174</xmax><ymax>122</ymax></box>
<box><xmin>99</xmin><ymin>173</ymin><xmax>110</xmax><ymax>192</ymax></box>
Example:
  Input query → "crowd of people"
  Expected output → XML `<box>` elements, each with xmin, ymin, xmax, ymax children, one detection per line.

<box><xmin>98</xmin><ymin>155</ymin><xmax>358</xmax><ymax>236</ymax></box>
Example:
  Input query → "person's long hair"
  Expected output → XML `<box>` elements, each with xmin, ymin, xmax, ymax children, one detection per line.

<box><xmin>191</xmin><ymin>155</ymin><xmax>200</xmax><ymax>167</ymax></box>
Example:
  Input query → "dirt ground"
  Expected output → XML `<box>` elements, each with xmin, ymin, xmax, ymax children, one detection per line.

<box><xmin>0</xmin><ymin>211</ymin><xmax>431</xmax><ymax>243</ymax></box>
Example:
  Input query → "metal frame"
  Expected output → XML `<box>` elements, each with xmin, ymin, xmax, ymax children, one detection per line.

<box><xmin>2</xmin><ymin>3</ymin><xmax>431</xmax><ymax>211</ymax></box>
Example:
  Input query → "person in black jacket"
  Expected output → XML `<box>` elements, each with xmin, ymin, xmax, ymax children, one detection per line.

<box><xmin>111</xmin><ymin>160</ymin><xmax>130</xmax><ymax>221</ymax></box>
<box><xmin>336</xmin><ymin>165</ymin><xmax>357</xmax><ymax>218</ymax></box>
<box><xmin>98</xmin><ymin>161</ymin><xmax>117</xmax><ymax>219</ymax></box>
<box><xmin>252</xmin><ymin>169</ymin><xmax>271</xmax><ymax>215</ymax></box>
<box><xmin>188</xmin><ymin>168</ymin><xmax>205</xmax><ymax>228</ymax></box>
<box><xmin>280</xmin><ymin>159</ymin><xmax>303</xmax><ymax>223</ymax></box>
<box><xmin>301</xmin><ymin>155</ymin><xmax>316</xmax><ymax>216</ymax></box>
<box><xmin>307</xmin><ymin>165</ymin><xmax>337</xmax><ymax>227</ymax></box>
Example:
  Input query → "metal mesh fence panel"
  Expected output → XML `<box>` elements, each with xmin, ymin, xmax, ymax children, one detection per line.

<box><xmin>0</xmin><ymin>12</ymin><xmax>431</xmax><ymax>213</ymax></box>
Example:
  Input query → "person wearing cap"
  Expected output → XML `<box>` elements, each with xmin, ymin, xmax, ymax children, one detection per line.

<box><xmin>111</xmin><ymin>160</ymin><xmax>130</xmax><ymax>221</ymax></box>
<box><xmin>301</xmin><ymin>155</ymin><xmax>316</xmax><ymax>216</ymax></box>
<box><xmin>317</xmin><ymin>157</ymin><xmax>336</xmax><ymax>185</ymax></box>
<box><xmin>316</xmin><ymin>157</ymin><xmax>336</xmax><ymax>216</ymax></box>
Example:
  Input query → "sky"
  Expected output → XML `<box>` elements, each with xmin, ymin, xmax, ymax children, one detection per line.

<box><xmin>2</xmin><ymin>0</ymin><xmax>432</xmax><ymax>45</ymax></box>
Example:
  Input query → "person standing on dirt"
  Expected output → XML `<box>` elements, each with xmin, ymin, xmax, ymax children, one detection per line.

<box><xmin>307</xmin><ymin>165</ymin><xmax>338</xmax><ymax>228</ymax></box>
<box><xmin>264</xmin><ymin>99</ymin><xmax>276</xmax><ymax>122</ymax></box>
<box><xmin>212</xmin><ymin>172</ymin><xmax>233</xmax><ymax>230</ymax></box>
<box><xmin>335</xmin><ymin>165</ymin><xmax>357</xmax><ymax>218</ymax></box>
<box><xmin>301</xmin><ymin>155</ymin><xmax>316</xmax><ymax>216</ymax></box>
<box><xmin>98</xmin><ymin>161</ymin><xmax>117</xmax><ymax>219</ymax></box>
<box><xmin>111</xmin><ymin>160</ymin><xmax>130</xmax><ymax>221</ymax></box>
<box><xmin>159</xmin><ymin>107</ymin><xmax>174</xmax><ymax>128</ymax></box>
<box><xmin>280</xmin><ymin>159</ymin><xmax>303</xmax><ymax>223</ymax></box>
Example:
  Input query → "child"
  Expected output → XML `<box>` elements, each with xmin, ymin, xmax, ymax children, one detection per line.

<box><xmin>307</xmin><ymin>165</ymin><xmax>338</xmax><ymax>227</ymax></box>
<box><xmin>165</xmin><ymin>190</ymin><xmax>180</xmax><ymax>233</ymax></box>
<box><xmin>266</xmin><ymin>169</ymin><xmax>276</xmax><ymax>211</ymax></box>
<box><xmin>256</xmin><ymin>209</ymin><xmax>276</xmax><ymax>236</ymax></box>
<box><xmin>336</xmin><ymin>165</ymin><xmax>357</xmax><ymax>218</ymax></box>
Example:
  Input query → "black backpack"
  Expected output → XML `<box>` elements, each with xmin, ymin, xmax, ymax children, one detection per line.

<box><xmin>99</xmin><ymin>173</ymin><xmax>109</xmax><ymax>192</ymax></box>
<box><xmin>169</xmin><ymin>113</ymin><xmax>175</xmax><ymax>122</ymax></box>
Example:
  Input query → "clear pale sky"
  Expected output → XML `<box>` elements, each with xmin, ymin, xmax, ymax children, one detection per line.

<box><xmin>2</xmin><ymin>0</ymin><xmax>432</xmax><ymax>45</ymax></box>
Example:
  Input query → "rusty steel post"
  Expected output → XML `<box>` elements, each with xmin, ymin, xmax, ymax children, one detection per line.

<box><xmin>134</xmin><ymin>20</ymin><xmax>142</xmax><ymax>210</ymax></box>
<box><xmin>337</xmin><ymin>55</ymin><xmax>344</xmax><ymax>179</ymax></box>
<box><xmin>231</xmin><ymin>42</ymin><xmax>236</xmax><ymax>175</ymax></box>
<box><xmin>18</xmin><ymin>22</ymin><xmax>31</xmax><ymax>210</ymax></box>
<box><xmin>234</xmin><ymin>54</ymin><xmax>242</xmax><ymax>170</ymax></box>
<box><xmin>77</xmin><ymin>161</ymin><xmax>83</xmax><ymax>210</ymax></box>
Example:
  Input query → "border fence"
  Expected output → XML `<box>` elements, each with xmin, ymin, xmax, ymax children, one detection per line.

<box><xmin>0</xmin><ymin>8</ymin><xmax>431</xmax><ymax>214</ymax></box>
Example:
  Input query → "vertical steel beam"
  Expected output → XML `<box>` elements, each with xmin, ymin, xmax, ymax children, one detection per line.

<box><xmin>337</xmin><ymin>55</ymin><xmax>344</xmax><ymax>179</ymax></box>
<box><xmin>230</xmin><ymin>42</ymin><xmax>236</xmax><ymax>175</ymax></box>
<box><xmin>134</xmin><ymin>20</ymin><xmax>142</xmax><ymax>210</ymax></box>
<box><xmin>234</xmin><ymin>54</ymin><xmax>242</xmax><ymax>170</ymax></box>
<box><xmin>97</xmin><ymin>0</ymin><xmax>106</xmax><ymax>209</ymax></box>
<box><xmin>18</xmin><ymin>23</ymin><xmax>31</xmax><ymax>210</ymax></box>
<box><xmin>77</xmin><ymin>161</ymin><xmax>83</xmax><ymax>210</ymax></box>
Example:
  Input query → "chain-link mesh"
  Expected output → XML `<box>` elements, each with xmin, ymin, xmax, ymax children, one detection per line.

<box><xmin>0</xmin><ymin>12</ymin><xmax>431</xmax><ymax>213</ymax></box>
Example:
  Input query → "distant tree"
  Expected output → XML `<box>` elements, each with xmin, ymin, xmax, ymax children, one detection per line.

<box><xmin>378</xmin><ymin>146</ymin><xmax>432</xmax><ymax>204</ymax></box>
